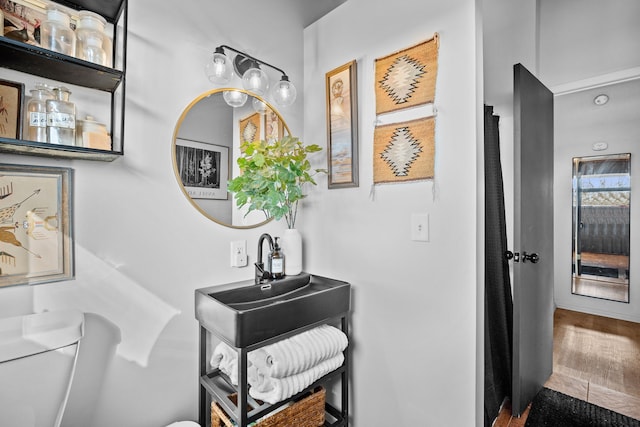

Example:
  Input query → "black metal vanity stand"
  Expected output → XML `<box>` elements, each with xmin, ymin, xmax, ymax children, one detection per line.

<box><xmin>196</xmin><ymin>279</ymin><xmax>350</xmax><ymax>427</ymax></box>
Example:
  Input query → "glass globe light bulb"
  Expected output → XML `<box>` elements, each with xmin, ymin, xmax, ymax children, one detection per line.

<box><xmin>242</xmin><ymin>67</ymin><xmax>269</xmax><ymax>96</ymax></box>
<box><xmin>223</xmin><ymin>90</ymin><xmax>248</xmax><ymax>107</ymax></box>
<box><xmin>272</xmin><ymin>77</ymin><xmax>297</xmax><ymax>107</ymax></box>
<box><xmin>252</xmin><ymin>97</ymin><xmax>267</xmax><ymax>114</ymax></box>
<box><xmin>205</xmin><ymin>51</ymin><xmax>233</xmax><ymax>84</ymax></box>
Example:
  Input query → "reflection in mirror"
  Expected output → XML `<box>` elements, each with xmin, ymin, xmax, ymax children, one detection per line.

<box><xmin>572</xmin><ymin>153</ymin><xmax>631</xmax><ymax>302</ymax></box>
<box><xmin>172</xmin><ymin>89</ymin><xmax>289</xmax><ymax>228</ymax></box>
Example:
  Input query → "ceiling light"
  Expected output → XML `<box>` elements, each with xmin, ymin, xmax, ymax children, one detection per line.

<box><xmin>593</xmin><ymin>94</ymin><xmax>609</xmax><ymax>106</ymax></box>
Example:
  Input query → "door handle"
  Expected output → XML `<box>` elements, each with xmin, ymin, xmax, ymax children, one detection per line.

<box><xmin>505</xmin><ymin>251</ymin><xmax>520</xmax><ymax>262</ymax></box>
<box><xmin>522</xmin><ymin>252</ymin><xmax>540</xmax><ymax>263</ymax></box>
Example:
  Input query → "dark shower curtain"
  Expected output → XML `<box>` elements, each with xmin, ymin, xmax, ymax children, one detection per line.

<box><xmin>484</xmin><ymin>105</ymin><xmax>514</xmax><ymax>426</ymax></box>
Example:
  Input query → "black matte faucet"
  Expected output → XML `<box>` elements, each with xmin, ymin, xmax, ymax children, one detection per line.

<box><xmin>255</xmin><ymin>233</ymin><xmax>274</xmax><ymax>284</ymax></box>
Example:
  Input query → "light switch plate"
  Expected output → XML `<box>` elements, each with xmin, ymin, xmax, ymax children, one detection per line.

<box><xmin>230</xmin><ymin>240</ymin><xmax>247</xmax><ymax>267</ymax></box>
<box><xmin>411</xmin><ymin>213</ymin><xmax>429</xmax><ymax>242</ymax></box>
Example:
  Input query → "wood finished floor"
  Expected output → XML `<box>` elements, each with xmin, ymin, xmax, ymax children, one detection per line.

<box><xmin>493</xmin><ymin>308</ymin><xmax>640</xmax><ymax>426</ymax></box>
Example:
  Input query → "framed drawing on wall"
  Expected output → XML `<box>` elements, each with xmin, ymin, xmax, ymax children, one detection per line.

<box><xmin>0</xmin><ymin>164</ymin><xmax>74</xmax><ymax>288</ymax></box>
<box><xmin>326</xmin><ymin>60</ymin><xmax>358</xmax><ymax>188</ymax></box>
<box><xmin>0</xmin><ymin>0</ymin><xmax>47</xmax><ymax>47</ymax></box>
<box><xmin>264</xmin><ymin>109</ymin><xmax>284</xmax><ymax>143</ymax></box>
<box><xmin>175</xmin><ymin>138</ymin><xmax>229</xmax><ymax>200</ymax></box>
<box><xmin>0</xmin><ymin>79</ymin><xmax>25</xmax><ymax>140</ymax></box>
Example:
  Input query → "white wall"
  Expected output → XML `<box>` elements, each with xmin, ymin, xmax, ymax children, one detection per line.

<box><xmin>0</xmin><ymin>0</ymin><xmax>302</xmax><ymax>426</ymax></box>
<box><xmin>538</xmin><ymin>0</ymin><xmax>640</xmax><ymax>88</ymax></box>
<box><xmin>539</xmin><ymin>0</ymin><xmax>640</xmax><ymax>322</ymax></box>
<box><xmin>552</xmin><ymin>80</ymin><xmax>640</xmax><ymax>322</ymax></box>
<box><xmin>303</xmin><ymin>0</ymin><xmax>480</xmax><ymax>425</ymax></box>
<box><xmin>553</xmin><ymin>111</ymin><xmax>640</xmax><ymax>323</ymax></box>
<box><xmin>483</xmin><ymin>0</ymin><xmax>640</xmax><ymax>323</ymax></box>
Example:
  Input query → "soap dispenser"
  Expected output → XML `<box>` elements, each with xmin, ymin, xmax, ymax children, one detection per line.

<box><xmin>269</xmin><ymin>237</ymin><xmax>285</xmax><ymax>279</ymax></box>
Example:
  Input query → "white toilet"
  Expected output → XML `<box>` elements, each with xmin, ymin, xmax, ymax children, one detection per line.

<box><xmin>0</xmin><ymin>310</ymin><xmax>199</xmax><ymax>427</ymax></box>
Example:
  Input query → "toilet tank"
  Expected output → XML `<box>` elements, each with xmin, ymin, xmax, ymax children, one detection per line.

<box><xmin>0</xmin><ymin>310</ymin><xmax>84</xmax><ymax>427</ymax></box>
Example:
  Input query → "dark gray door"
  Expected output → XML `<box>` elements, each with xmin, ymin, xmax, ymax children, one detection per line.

<box><xmin>512</xmin><ymin>63</ymin><xmax>555</xmax><ymax>416</ymax></box>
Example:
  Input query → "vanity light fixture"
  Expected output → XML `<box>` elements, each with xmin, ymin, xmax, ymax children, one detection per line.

<box><xmin>205</xmin><ymin>45</ymin><xmax>297</xmax><ymax>107</ymax></box>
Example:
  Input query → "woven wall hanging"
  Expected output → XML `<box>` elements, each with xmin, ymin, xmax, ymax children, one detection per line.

<box><xmin>375</xmin><ymin>34</ymin><xmax>439</xmax><ymax>115</ymax></box>
<box><xmin>239</xmin><ymin>112</ymin><xmax>261</xmax><ymax>144</ymax></box>
<box><xmin>373</xmin><ymin>116</ymin><xmax>435</xmax><ymax>184</ymax></box>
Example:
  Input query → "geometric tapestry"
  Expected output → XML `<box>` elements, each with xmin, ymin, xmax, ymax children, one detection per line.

<box><xmin>239</xmin><ymin>112</ymin><xmax>261</xmax><ymax>144</ymax></box>
<box><xmin>373</xmin><ymin>117</ymin><xmax>435</xmax><ymax>184</ymax></box>
<box><xmin>375</xmin><ymin>34</ymin><xmax>439</xmax><ymax>115</ymax></box>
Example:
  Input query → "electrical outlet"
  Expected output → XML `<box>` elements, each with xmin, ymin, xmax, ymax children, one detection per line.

<box><xmin>411</xmin><ymin>213</ymin><xmax>429</xmax><ymax>242</ymax></box>
<box><xmin>230</xmin><ymin>240</ymin><xmax>247</xmax><ymax>267</ymax></box>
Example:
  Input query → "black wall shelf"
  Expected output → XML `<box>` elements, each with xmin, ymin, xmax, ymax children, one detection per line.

<box><xmin>0</xmin><ymin>0</ymin><xmax>127</xmax><ymax>162</ymax></box>
<box><xmin>0</xmin><ymin>137</ymin><xmax>122</xmax><ymax>161</ymax></box>
<box><xmin>0</xmin><ymin>38</ymin><xmax>124</xmax><ymax>92</ymax></box>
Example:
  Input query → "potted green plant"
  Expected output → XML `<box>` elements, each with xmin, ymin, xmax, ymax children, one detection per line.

<box><xmin>228</xmin><ymin>135</ymin><xmax>326</xmax><ymax>274</ymax></box>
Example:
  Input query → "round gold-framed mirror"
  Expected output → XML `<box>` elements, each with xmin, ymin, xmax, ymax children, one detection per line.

<box><xmin>172</xmin><ymin>88</ymin><xmax>290</xmax><ymax>228</ymax></box>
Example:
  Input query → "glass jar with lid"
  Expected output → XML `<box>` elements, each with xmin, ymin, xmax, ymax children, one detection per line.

<box><xmin>77</xmin><ymin>115</ymin><xmax>111</xmax><ymax>150</ymax></box>
<box><xmin>79</xmin><ymin>34</ymin><xmax>107</xmax><ymax>65</ymax></box>
<box><xmin>27</xmin><ymin>83</ymin><xmax>53</xmax><ymax>143</ymax></box>
<box><xmin>76</xmin><ymin>10</ymin><xmax>107</xmax><ymax>66</ymax></box>
<box><xmin>46</xmin><ymin>87</ymin><xmax>76</xmax><ymax>145</ymax></box>
<box><xmin>41</xmin><ymin>4</ymin><xmax>76</xmax><ymax>57</ymax></box>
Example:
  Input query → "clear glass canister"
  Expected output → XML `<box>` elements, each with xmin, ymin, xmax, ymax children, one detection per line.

<box><xmin>76</xmin><ymin>10</ymin><xmax>107</xmax><ymax>66</ymax></box>
<box><xmin>79</xmin><ymin>34</ymin><xmax>106</xmax><ymax>65</ymax></box>
<box><xmin>41</xmin><ymin>5</ymin><xmax>76</xmax><ymax>56</ymax></box>
<box><xmin>47</xmin><ymin>87</ymin><xmax>76</xmax><ymax>145</ymax></box>
<box><xmin>27</xmin><ymin>83</ymin><xmax>53</xmax><ymax>143</ymax></box>
<box><xmin>77</xmin><ymin>115</ymin><xmax>111</xmax><ymax>150</ymax></box>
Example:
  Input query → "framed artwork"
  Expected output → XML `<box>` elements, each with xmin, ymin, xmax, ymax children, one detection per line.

<box><xmin>0</xmin><ymin>164</ymin><xmax>74</xmax><ymax>288</ymax></box>
<box><xmin>375</xmin><ymin>34</ymin><xmax>439</xmax><ymax>115</ymax></box>
<box><xmin>175</xmin><ymin>138</ymin><xmax>229</xmax><ymax>200</ymax></box>
<box><xmin>264</xmin><ymin>109</ymin><xmax>284</xmax><ymax>143</ymax></box>
<box><xmin>326</xmin><ymin>60</ymin><xmax>359</xmax><ymax>188</ymax></box>
<box><xmin>0</xmin><ymin>0</ymin><xmax>48</xmax><ymax>46</ymax></box>
<box><xmin>0</xmin><ymin>78</ymin><xmax>25</xmax><ymax>140</ymax></box>
<box><xmin>239</xmin><ymin>113</ymin><xmax>261</xmax><ymax>144</ymax></box>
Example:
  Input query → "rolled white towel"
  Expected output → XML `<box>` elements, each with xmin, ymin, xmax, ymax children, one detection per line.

<box><xmin>249</xmin><ymin>353</ymin><xmax>344</xmax><ymax>404</ymax></box>
<box><xmin>247</xmin><ymin>364</ymin><xmax>269</xmax><ymax>392</ymax></box>
<box><xmin>210</xmin><ymin>342</ymin><xmax>239</xmax><ymax>385</ymax></box>
<box><xmin>248</xmin><ymin>324</ymin><xmax>347</xmax><ymax>379</ymax></box>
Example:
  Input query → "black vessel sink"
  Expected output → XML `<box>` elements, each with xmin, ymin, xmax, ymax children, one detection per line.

<box><xmin>195</xmin><ymin>273</ymin><xmax>350</xmax><ymax>347</ymax></box>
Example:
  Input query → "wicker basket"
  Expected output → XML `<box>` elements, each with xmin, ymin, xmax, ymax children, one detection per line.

<box><xmin>211</xmin><ymin>386</ymin><xmax>325</xmax><ymax>427</ymax></box>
